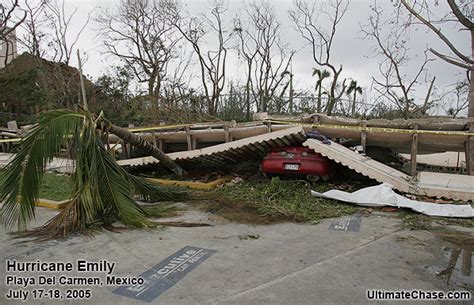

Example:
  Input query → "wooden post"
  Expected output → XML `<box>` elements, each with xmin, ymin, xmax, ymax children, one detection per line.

<box><xmin>312</xmin><ymin>114</ymin><xmax>320</xmax><ymax>125</ymax></box>
<box><xmin>122</xmin><ymin>141</ymin><xmax>129</xmax><ymax>159</ymax></box>
<box><xmin>361</xmin><ymin>131</ymin><xmax>367</xmax><ymax>154</ymax></box>
<box><xmin>360</xmin><ymin>122</ymin><xmax>367</xmax><ymax>154</ymax></box>
<box><xmin>410</xmin><ymin>124</ymin><xmax>419</xmax><ymax>177</ymax></box>
<box><xmin>105</xmin><ymin>132</ymin><xmax>111</xmax><ymax>151</ymax></box>
<box><xmin>192</xmin><ymin>136</ymin><xmax>197</xmax><ymax>150</ymax></box>
<box><xmin>185</xmin><ymin>126</ymin><xmax>192</xmax><ymax>151</ymax></box>
<box><xmin>7</xmin><ymin>121</ymin><xmax>18</xmax><ymax>131</ymax></box>
<box><xmin>465</xmin><ymin>141</ymin><xmax>470</xmax><ymax>174</ymax></box>
<box><xmin>266</xmin><ymin>122</ymin><xmax>272</xmax><ymax>133</ymax></box>
<box><xmin>224</xmin><ymin>124</ymin><xmax>230</xmax><ymax>142</ymax></box>
<box><xmin>151</xmin><ymin>131</ymin><xmax>157</xmax><ymax>147</ymax></box>
<box><xmin>466</xmin><ymin>122</ymin><xmax>474</xmax><ymax>176</ymax></box>
<box><xmin>158</xmin><ymin>138</ymin><xmax>164</xmax><ymax>151</ymax></box>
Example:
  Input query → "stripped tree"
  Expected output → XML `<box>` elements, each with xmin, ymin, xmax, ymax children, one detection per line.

<box><xmin>245</xmin><ymin>0</ymin><xmax>295</xmax><ymax>113</ymax></box>
<box><xmin>172</xmin><ymin>0</ymin><xmax>231</xmax><ymax>116</ymax></box>
<box><xmin>16</xmin><ymin>0</ymin><xmax>47</xmax><ymax>58</ymax></box>
<box><xmin>0</xmin><ymin>0</ymin><xmax>27</xmax><ymax>67</ymax></box>
<box><xmin>289</xmin><ymin>0</ymin><xmax>349</xmax><ymax>115</ymax></box>
<box><xmin>441</xmin><ymin>79</ymin><xmax>469</xmax><ymax>118</ymax></box>
<box><xmin>44</xmin><ymin>0</ymin><xmax>92</xmax><ymax>65</ymax></box>
<box><xmin>399</xmin><ymin>0</ymin><xmax>473</xmax><ymax>174</ymax></box>
<box><xmin>400</xmin><ymin>0</ymin><xmax>473</xmax><ymax>118</ymax></box>
<box><xmin>362</xmin><ymin>2</ymin><xmax>436</xmax><ymax>119</ymax></box>
<box><xmin>233</xmin><ymin>16</ymin><xmax>258</xmax><ymax>120</ymax></box>
<box><xmin>96</xmin><ymin>0</ymin><xmax>182</xmax><ymax>106</ymax></box>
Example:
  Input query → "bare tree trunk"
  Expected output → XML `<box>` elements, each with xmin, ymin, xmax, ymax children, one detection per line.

<box><xmin>326</xmin><ymin>69</ymin><xmax>346</xmax><ymax>115</ymax></box>
<box><xmin>100</xmin><ymin>122</ymin><xmax>186</xmax><ymax>177</ymax></box>
<box><xmin>245</xmin><ymin>82</ymin><xmax>251</xmax><ymax>120</ymax></box>
<box><xmin>289</xmin><ymin>73</ymin><xmax>294</xmax><ymax>114</ymax></box>
<box><xmin>468</xmin><ymin>32</ymin><xmax>474</xmax><ymax>175</ymax></box>
<box><xmin>317</xmin><ymin>84</ymin><xmax>322</xmax><ymax>113</ymax></box>
<box><xmin>470</xmin><ymin>69</ymin><xmax>474</xmax><ymax>118</ymax></box>
<box><xmin>470</xmin><ymin>29</ymin><xmax>474</xmax><ymax>119</ymax></box>
<box><xmin>468</xmin><ymin>68</ymin><xmax>474</xmax><ymax>175</ymax></box>
<box><xmin>351</xmin><ymin>91</ymin><xmax>356</xmax><ymax>117</ymax></box>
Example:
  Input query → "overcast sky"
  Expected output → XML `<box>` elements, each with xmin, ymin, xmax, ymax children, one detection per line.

<box><xmin>10</xmin><ymin>0</ymin><xmax>472</xmax><ymax>114</ymax></box>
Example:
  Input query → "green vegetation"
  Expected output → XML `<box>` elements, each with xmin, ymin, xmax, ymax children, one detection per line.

<box><xmin>0</xmin><ymin>110</ymin><xmax>187</xmax><ymax>240</ymax></box>
<box><xmin>400</xmin><ymin>211</ymin><xmax>474</xmax><ymax>231</ymax></box>
<box><xmin>37</xmin><ymin>173</ymin><xmax>73</xmax><ymax>201</ymax></box>
<box><xmin>1</xmin><ymin>170</ymin><xmax>72</xmax><ymax>201</ymax></box>
<box><xmin>215</xmin><ymin>177</ymin><xmax>359</xmax><ymax>223</ymax></box>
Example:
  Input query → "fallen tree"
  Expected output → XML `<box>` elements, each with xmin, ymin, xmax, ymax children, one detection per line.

<box><xmin>0</xmin><ymin>109</ymin><xmax>188</xmax><ymax>241</ymax></box>
<box><xmin>97</xmin><ymin>118</ymin><xmax>186</xmax><ymax>177</ymax></box>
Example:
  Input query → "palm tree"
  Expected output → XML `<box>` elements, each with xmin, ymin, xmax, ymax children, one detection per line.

<box><xmin>312</xmin><ymin>68</ymin><xmax>330</xmax><ymax>113</ymax></box>
<box><xmin>347</xmin><ymin>80</ymin><xmax>363</xmax><ymax>117</ymax></box>
<box><xmin>0</xmin><ymin>109</ymin><xmax>187</xmax><ymax>240</ymax></box>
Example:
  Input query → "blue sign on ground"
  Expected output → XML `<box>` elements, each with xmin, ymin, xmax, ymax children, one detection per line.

<box><xmin>328</xmin><ymin>215</ymin><xmax>362</xmax><ymax>232</ymax></box>
<box><xmin>113</xmin><ymin>246</ymin><xmax>217</xmax><ymax>303</ymax></box>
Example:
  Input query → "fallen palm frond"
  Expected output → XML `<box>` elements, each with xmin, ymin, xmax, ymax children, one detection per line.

<box><xmin>0</xmin><ymin>109</ymin><xmax>188</xmax><ymax>241</ymax></box>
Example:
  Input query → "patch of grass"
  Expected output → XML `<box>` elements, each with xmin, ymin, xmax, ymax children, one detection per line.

<box><xmin>1</xmin><ymin>170</ymin><xmax>73</xmax><ymax>201</ymax></box>
<box><xmin>400</xmin><ymin>212</ymin><xmax>435</xmax><ymax>231</ymax></box>
<box><xmin>214</xmin><ymin>177</ymin><xmax>359</xmax><ymax>223</ymax></box>
<box><xmin>38</xmin><ymin>173</ymin><xmax>73</xmax><ymax>201</ymax></box>
<box><xmin>400</xmin><ymin>211</ymin><xmax>474</xmax><ymax>231</ymax></box>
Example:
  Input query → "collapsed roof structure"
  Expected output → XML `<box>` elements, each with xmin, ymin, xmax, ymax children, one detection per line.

<box><xmin>2</xmin><ymin>113</ymin><xmax>473</xmax><ymax>202</ymax></box>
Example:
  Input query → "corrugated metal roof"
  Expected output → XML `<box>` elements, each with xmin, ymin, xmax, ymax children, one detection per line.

<box><xmin>303</xmin><ymin>138</ymin><xmax>474</xmax><ymax>201</ymax></box>
<box><xmin>303</xmin><ymin>138</ymin><xmax>415</xmax><ymax>193</ymax></box>
<box><xmin>118</xmin><ymin>126</ymin><xmax>306</xmax><ymax>168</ymax></box>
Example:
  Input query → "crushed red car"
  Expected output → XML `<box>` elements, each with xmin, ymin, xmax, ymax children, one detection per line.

<box><xmin>261</xmin><ymin>146</ymin><xmax>332</xmax><ymax>181</ymax></box>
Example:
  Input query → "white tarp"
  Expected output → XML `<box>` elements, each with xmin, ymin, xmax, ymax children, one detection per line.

<box><xmin>311</xmin><ymin>183</ymin><xmax>473</xmax><ymax>218</ymax></box>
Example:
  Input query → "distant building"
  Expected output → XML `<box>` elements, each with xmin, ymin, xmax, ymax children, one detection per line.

<box><xmin>0</xmin><ymin>27</ymin><xmax>18</xmax><ymax>69</ymax></box>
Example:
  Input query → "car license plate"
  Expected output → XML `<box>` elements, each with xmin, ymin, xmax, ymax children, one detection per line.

<box><xmin>284</xmin><ymin>164</ymin><xmax>299</xmax><ymax>171</ymax></box>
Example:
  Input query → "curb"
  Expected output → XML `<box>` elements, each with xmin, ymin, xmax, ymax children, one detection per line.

<box><xmin>36</xmin><ymin>198</ymin><xmax>70</xmax><ymax>209</ymax></box>
<box><xmin>146</xmin><ymin>177</ymin><xmax>231</xmax><ymax>190</ymax></box>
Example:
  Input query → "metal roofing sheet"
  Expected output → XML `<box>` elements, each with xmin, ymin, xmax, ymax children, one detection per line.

<box><xmin>303</xmin><ymin>138</ymin><xmax>474</xmax><ymax>201</ymax></box>
<box><xmin>118</xmin><ymin>126</ymin><xmax>306</xmax><ymax>168</ymax></box>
